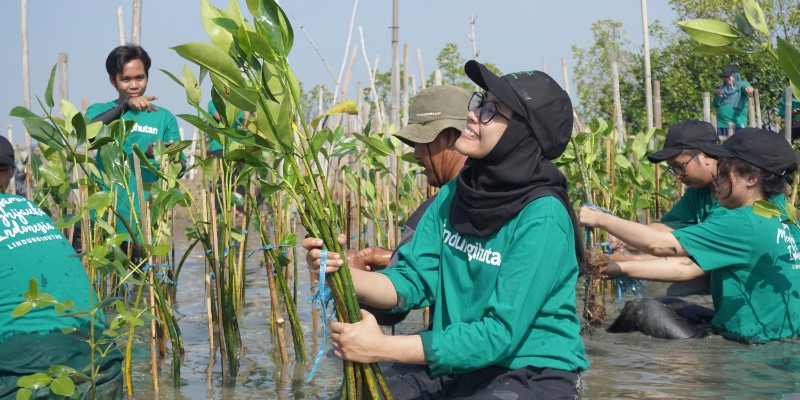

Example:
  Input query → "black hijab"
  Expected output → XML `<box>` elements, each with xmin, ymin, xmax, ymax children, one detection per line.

<box><xmin>449</xmin><ymin>113</ymin><xmax>586</xmax><ymax>270</ymax></box>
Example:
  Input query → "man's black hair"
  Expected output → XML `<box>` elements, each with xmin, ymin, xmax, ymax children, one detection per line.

<box><xmin>105</xmin><ymin>45</ymin><xmax>151</xmax><ymax>79</ymax></box>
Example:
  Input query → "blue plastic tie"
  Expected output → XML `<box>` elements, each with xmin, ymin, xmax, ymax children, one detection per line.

<box><xmin>246</xmin><ymin>243</ymin><xmax>292</xmax><ymax>258</ymax></box>
<box><xmin>307</xmin><ymin>249</ymin><xmax>334</xmax><ymax>382</ymax></box>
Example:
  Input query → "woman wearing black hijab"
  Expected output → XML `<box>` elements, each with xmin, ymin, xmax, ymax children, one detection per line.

<box><xmin>304</xmin><ymin>61</ymin><xmax>588</xmax><ymax>399</ymax></box>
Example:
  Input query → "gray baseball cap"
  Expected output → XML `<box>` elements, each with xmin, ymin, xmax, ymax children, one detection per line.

<box><xmin>394</xmin><ymin>85</ymin><xmax>470</xmax><ymax>147</ymax></box>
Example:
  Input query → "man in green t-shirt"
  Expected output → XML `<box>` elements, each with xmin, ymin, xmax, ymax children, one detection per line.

<box><xmin>613</xmin><ymin>120</ymin><xmax>723</xmax><ymax>295</ymax></box>
<box><xmin>0</xmin><ymin>193</ymin><xmax>123</xmax><ymax>398</ymax></box>
<box><xmin>87</xmin><ymin>45</ymin><xmax>185</xmax><ymax>251</ymax></box>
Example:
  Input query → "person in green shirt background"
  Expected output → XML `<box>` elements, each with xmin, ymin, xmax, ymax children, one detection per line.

<box><xmin>87</xmin><ymin>45</ymin><xmax>185</xmax><ymax>255</ymax></box>
<box><xmin>579</xmin><ymin>128</ymin><xmax>800</xmax><ymax>344</ymax></box>
<box><xmin>712</xmin><ymin>63</ymin><xmax>754</xmax><ymax>138</ymax></box>
<box><xmin>304</xmin><ymin>61</ymin><xmax>588</xmax><ymax>399</ymax></box>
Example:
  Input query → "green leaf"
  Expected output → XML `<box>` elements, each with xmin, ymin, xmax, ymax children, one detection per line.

<box><xmin>153</xmin><ymin>243</ymin><xmax>171</xmax><ymax>256</ymax></box>
<box><xmin>17</xmin><ymin>372</ymin><xmax>51</xmax><ymax>390</ymax></box>
<box><xmin>279</xmin><ymin>233</ymin><xmax>297</xmax><ymax>247</ymax></box>
<box><xmin>275</xmin><ymin>95</ymin><xmax>293</xmax><ymax>151</ymax></box>
<box><xmin>172</xmin><ymin>42</ymin><xmax>245</xmax><ymax>87</ymax></box>
<box><xmin>49</xmin><ymin>375</ymin><xmax>75</xmax><ymax>396</ymax></box>
<box><xmin>9</xmin><ymin>106</ymin><xmax>38</xmax><ymax>119</ymax></box>
<box><xmin>39</xmin><ymin>163</ymin><xmax>66</xmax><ymax>186</ymax></box>
<box><xmin>242</xmin><ymin>29</ymin><xmax>275</xmax><ymax>62</ymax></box>
<box><xmin>753</xmin><ymin>200</ymin><xmax>783</xmax><ymax>219</ymax></box>
<box><xmin>15</xmin><ymin>388</ymin><xmax>32</xmax><ymax>400</ymax></box>
<box><xmin>49</xmin><ymin>365</ymin><xmax>77</xmax><ymax>379</ymax></box>
<box><xmin>85</xmin><ymin>191</ymin><xmax>114</xmax><ymax>212</ymax></box>
<box><xmin>201</xmin><ymin>0</ymin><xmax>234</xmax><ymax>52</ymax></box>
<box><xmin>692</xmin><ymin>44</ymin><xmax>748</xmax><ymax>55</ymax></box>
<box><xmin>54</xmin><ymin>300</ymin><xmax>75</xmax><ymax>314</ymax></box>
<box><xmin>11</xmin><ymin>302</ymin><xmax>33</xmax><ymax>318</ymax></box>
<box><xmin>45</xmin><ymin>64</ymin><xmax>57</xmax><ymax>109</ymax></box>
<box><xmin>22</xmin><ymin>117</ymin><xmax>64</xmax><ymax>151</ymax></box>
<box><xmin>182</xmin><ymin>65</ymin><xmax>202</xmax><ymax>106</ymax></box>
<box><xmin>353</xmin><ymin>132</ymin><xmax>392</xmax><ymax>156</ymax></box>
<box><xmin>210</xmin><ymin>73</ymin><xmax>258</xmax><ymax>112</ymax></box>
<box><xmin>742</xmin><ymin>0</ymin><xmax>769</xmax><ymax>38</ymax></box>
<box><xmin>54</xmin><ymin>214</ymin><xmax>81</xmax><ymax>230</ymax></box>
<box><xmin>776</xmin><ymin>38</ymin><xmax>800</xmax><ymax>100</ymax></box>
<box><xmin>247</xmin><ymin>0</ymin><xmax>293</xmax><ymax>57</ymax></box>
<box><xmin>677</xmin><ymin>19</ymin><xmax>742</xmax><ymax>47</ymax></box>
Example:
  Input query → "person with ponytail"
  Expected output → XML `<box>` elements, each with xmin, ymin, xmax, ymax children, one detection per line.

<box><xmin>304</xmin><ymin>60</ymin><xmax>588</xmax><ymax>399</ymax></box>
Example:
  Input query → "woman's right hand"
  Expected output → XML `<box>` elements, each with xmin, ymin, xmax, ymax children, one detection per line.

<box><xmin>301</xmin><ymin>234</ymin><xmax>347</xmax><ymax>274</ymax></box>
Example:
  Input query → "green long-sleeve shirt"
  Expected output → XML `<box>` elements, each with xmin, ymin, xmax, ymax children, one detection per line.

<box><xmin>380</xmin><ymin>181</ymin><xmax>589</xmax><ymax>377</ymax></box>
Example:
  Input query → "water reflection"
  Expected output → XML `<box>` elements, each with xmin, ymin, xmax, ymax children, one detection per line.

<box><xmin>128</xmin><ymin>236</ymin><xmax>800</xmax><ymax>398</ymax></box>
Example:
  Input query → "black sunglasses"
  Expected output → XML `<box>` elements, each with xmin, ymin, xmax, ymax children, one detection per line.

<box><xmin>468</xmin><ymin>92</ymin><xmax>512</xmax><ymax>124</ymax></box>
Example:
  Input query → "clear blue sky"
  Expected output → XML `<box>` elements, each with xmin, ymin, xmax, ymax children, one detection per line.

<box><xmin>0</xmin><ymin>1</ymin><xmax>676</xmax><ymax>145</ymax></box>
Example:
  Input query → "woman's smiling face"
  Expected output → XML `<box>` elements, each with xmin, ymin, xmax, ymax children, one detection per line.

<box><xmin>456</xmin><ymin>91</ymin><xmax>512</xmax><ymax>159</ymax></box>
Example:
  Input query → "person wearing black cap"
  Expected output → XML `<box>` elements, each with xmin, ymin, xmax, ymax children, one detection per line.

<box><xmin>317</xmin><ymin>84</ymin><xmax>470</xmax><ymax>327</ymax></box>
<box><xmin>578</xmin><ymin>128</ymin><xmax>800</xmax><ymax>343</ymax></box>
<box><xmin>305</xmin><ymin>62</ymin><xmax>588</xmax><ymax>398</ymax></box>
<box><xmin>0</xmin><ymin>135</ymin><xmax>15</xmax><ymax>193</ymax></box>
<box><xmin>713</xmin><ymin>63</ymin><xmax>754</xmax><ymax>137</ymax></box>
<box><xmin>611</xmin><ymin>120</ymin><xmax>722</xmax><ymax>296</ymax></box>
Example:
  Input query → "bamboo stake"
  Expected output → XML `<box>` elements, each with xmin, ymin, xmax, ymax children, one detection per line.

<box><xmin>411</xmin><ymin>75</ymin><xmax>417</xmax><ymax>97</ymax></box>
<box><xmin>359</xmin><ymin>27</ymin><xmax>384</xmax><ymax>129</ymax></box>
<box><xmin>402</xmin><ymin>44</ymin><xmax>410</xmax><ymax>127</ymax></box>
<box><xmin>131</xmin><ymin>0</ymin><xmax>142</xmax><ymax>45</ymax></box>
<box><xmin>390</xmin><ymin>0</ymin><xmax>400</xmax><ymax>129</ymax></box>
<box><xmin>785</xmin><ymin>86</ymin><xmax>793</xmax><ymax>142</ymax></box>
<box><xmin>654</xmin><ymin>80</ymin><xmax>662</xmax><ymax>129</ymax></box>
<box><xmin>561</xmin><ymin>59</ymin><xmax>587</xmax><ymax>133</ymax></box>
<box><xmin>469</xmin><ymin>13</ymin><xmax>479</xmax><ymax>59</ymax></box>
<box><xmin>6</xmin><ymin>125</ymin><xmax>14</xmax><ymax>195</ymax></box>
<box><xmin>703</xmin><ymin>92</ymin><xmax>711</xmax><ymax>123</ymax></box>
<box><xmin>754</xmin><ymin>89</ymin><xmax>762</xmax><ymax>128</ymax></box>
<box><xmin>133</xmin><ymin>155</ymin><xmax>159</xmax><ymax>396</ymax></box>
<box><xmin>433</xmin><ymin>70</ymin><xmax>442</xmax><ymax>86</ymax></box>
<box><xmin>21</xmin><ymin>0</ymin><xmax>32</xmax><ymax>200</ymax></box>
<box><xmin>748</xmin><ymin>92</ymin><xmax>756</xmax><ymax>128</ymax></box>
<box><xmin>59</xmin><ymin>53</ymin><xmax>68</xmax><ymax>118</ymax></box>
<box><xmin>417</xmin><ymin>49</ymin><xmax>427</xmax><ymax>89</ymax></box>
<box><xmin>266</xmin><ymin>256</ymin><xmax>289</xmax><ymax>363</ymax></box>
<box><xmin>641</xmin><ymin>0</ymin><xmax>654</xmax><ymax>130</ymax></box>
<box><xmin>541</xmin><ymin>56</ymin><xmax>547</xmax><ymax>73</ymax></box>
<box><xmin>117</xmin><ymin>6</ymin><xmax>126</xmax><ymax>45</ymax></box>
<box><xmin>333</xmin><ymin>0</ymin><xmax>360</xmax><ymax>104</ymax></box>
<box><xmin>341</xmin><ymin>43</ymin><xmax>359</xmax><ymax>124</ymax></box>
<box><xmin>611</xmin><ymin>60</ymin><xmax>626</xmax><ymax>146</ymax></box>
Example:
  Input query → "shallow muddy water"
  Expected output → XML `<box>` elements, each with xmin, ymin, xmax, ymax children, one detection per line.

<box><xmin>127</xmin><ymin>232</ymin><xmax>800</xmax><ymax>399</ymax></box>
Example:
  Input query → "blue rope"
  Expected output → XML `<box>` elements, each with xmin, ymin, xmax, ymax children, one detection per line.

<box><xmin>246</xmin><ymin>243</ymin><xmax>292</xmax><ymax>258</ymax></box>
<box><xmin>141</xmin><ymin>263</ymin><xmax>177</xmax><ymax>285</ymax></box>
<box><xmin>307</xmin><ymin>249</ymin><xmax>334</xmax><ymax>382</ymax></box>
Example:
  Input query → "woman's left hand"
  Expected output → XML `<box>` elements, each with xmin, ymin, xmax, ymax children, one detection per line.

<box><xmin>331</xmin><ymin>309</ymin><xmax>385</xmax><ymax>364</ymax></box>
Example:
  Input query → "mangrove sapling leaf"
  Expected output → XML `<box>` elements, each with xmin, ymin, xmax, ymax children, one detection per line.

<box><xmin>742</xmin><ymin>0</ymin><xmax>769</xmax><ymax>38</ymax></box>
<box><xmin>172</xmin><ymin>43</ymin><xmax>245</xmax><ymax>87</ymax></box>
<box><xmin>734</xmin><ymin>10</ymin><xmax>754</xmax><ymax>37</ymax></box>
<box><xmin>153</xmin><ymin>243</ymin><xmax>172</xmax><ymax>257</ymax></box>
<box><xmin>49</xmin><ymin>376</ymin><xmax>75</xmax><ymax>396</ymax></box>
<box><xmin>17</xmin><ymin>373</ymin><xmax>51</xmax><ymax>390</ymax></box>
<box><xmin>209</xmin><ymin>73</ymin><xmax>259</xmax><ymax>112</ymax></box>
<box><xmin>54</xmin><ymin>214</ymin><xmax>82</xmax><ymax>230</ymax></box>
<box><xmin>182</xmin><ymin>66</ymin><xmax>202</xmax><ymax>106</ymax></box>
<box><xmin>246</xmin><ymin>0</ymin><xmax>291</xmax><ymax>57</ymax></box>
<box><xmin>53</xmin><ymin>300</ymin><xmax>75</xmax><ymax>315</ymax></box>
<box><xmin>353</xmin><ymin>133</ymin><xmax>392</xmax><ymax>157</ymax></box>
<box><xmin>201</xmin><ymin>0</ymin><xmax>234</xmax><ymax>52</ymax></box>
<box><xmin>212</xmin><ymin>17</ymin><xmax>238</xmax><ymax>32</ymax></box>
<box><xmin>61</xmin><ymin>99</ymin><xmax>80</xmax><ymax>135</ymax></box>
<box><xmin>242</xmin><ymin>29</ymin><xmax>276</xmax><ymax>62</ymax></box>
<box><xmin>22</xmin><ymin>117</ymin><xmax>64</xmax><ymax>151</ymax></box>
<box><xmin>677</xmin><ymin>19</ymin><xmax>742</xmax><ymax>47</ymax></box>
<box><xmin>85</xmin><ymin>191</ymin><xmax>114</xmax><ymax>212</ymax></box>
<box><xmin>44</xmin><ymin>64</ymin><xmax>57</xmax><ymax>109</ymax></box>
<box><xmin>753</xmin><ymin>200</ymin><xmax>783</xmax><ymax>219</ymax></box>
<box><xmin>776</xmin><ymin>38</ymin><xmax>800</xmax><ymax>99</ymax></box>
<box><xmin>8</xmin><ymin>106</ymin><xmax>38</xmax><ymax>119</ymax></box>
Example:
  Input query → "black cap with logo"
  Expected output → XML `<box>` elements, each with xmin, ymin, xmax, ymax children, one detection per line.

<box><xmin>464</xmin><ymin>60</ymin><xmax>574</xmax><ymax>160</ymax></box>
<box><xmin>703</xmin><ymin>128</ymin><xmax>797</xmax><ymax>177</ymax></box>
<box><xmin>647</xmin><ymin>120</ymin><xmax>721</xmax><ymax>162</ymax></box>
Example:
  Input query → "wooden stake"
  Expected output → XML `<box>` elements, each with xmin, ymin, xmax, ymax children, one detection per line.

<box><xmin>641</xmin><ymin>0</ymin><xmax>654</xmax><ymax>130</ymax></box>
<box><xmin>469</xmin><ymin>13</ymin><xmax>479</xmax><ymax>59</ymax></box>
<box><xmin>58</xmin><ymin>53</ymin><xmax>68</xmax><ymax>118</ymax></box>
<box><xmin>131</xmin><ymin>0</ymin><xmax>142</xmax><ymax>45</ymax></box>
<box><xmin>611</xmin><ymin>61</ymin><xmax>626</xmax><ymax>146</ymax></box>
<box><xmin>417</xmin><ymin>48</ymin><xmax>427</xmax><ymax>89</ymax></box>
<box><xmin>20</xmin><ymin>0</ymin><xmax>32</xmax><ymax>200</ymax></box>
<box><xmin>333</xmin><ymin>0</ymin><xmax>360</xmax><ymax>104</ymax></box>
<box><xmin>703</xmin><ymin>92</ymin><xmax>711</xmax><ymax>123</ymax></box>
<box><xmin>754</xmin><ymin>89</ymin><xmax>762</xmax><ymax>128</ymax></box>
<box><xmin>654</xmin><ymin>80</ymin><xmax>662</xmax><ymax>129</ymax></box>
<box><xmin>402</xmin><ymin>44</ymin><xmax>410</xmax><ymax>127</ymax></box>
<box><xmin>117</xmin><ymin>6</ymin><xmax>126</xmax><ymax>45</ymax></box>
<box><xmin>390</xmin><ymin>0</ymin><xmax>400</xmax><ymax>129</ymax></box>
